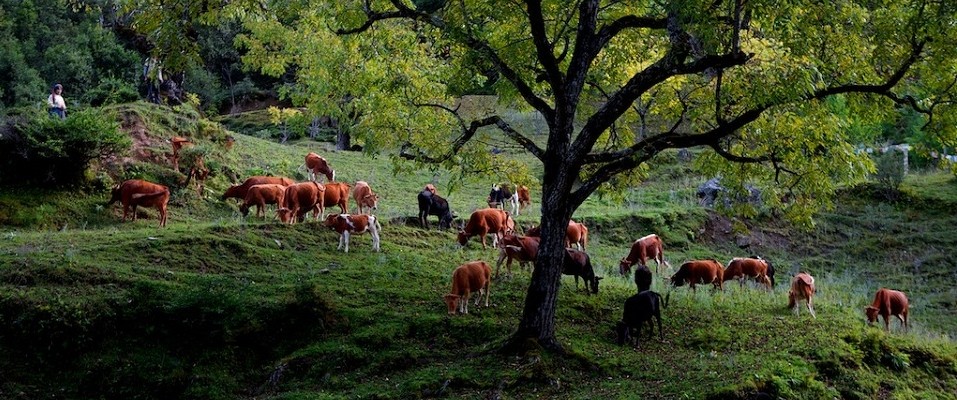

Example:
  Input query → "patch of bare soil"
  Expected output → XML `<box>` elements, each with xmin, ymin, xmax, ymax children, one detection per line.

<box><xmin>698</xmin><ymin>212</ymin><xmax>792</xmax><ymax>253</ymax></box>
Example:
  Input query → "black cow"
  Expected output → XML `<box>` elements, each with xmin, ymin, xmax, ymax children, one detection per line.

<box><xmin>487</xmin><ymin>184</ymin><xmax>513</xmax><ymax>209</ymax></box>
<box><xmin>616</xmin><ymin>290</ymin><xmax>664</xmax><ymax>347</ymax></box>
<box><xmin>563</xmin><ymin>248</ymin><xmax>602</xmax><ymax>294</ymax></box>
<box><xmin>417</xmin><ymin>189</ymin><xmax>453</xmax><ymax>229</ymax></box>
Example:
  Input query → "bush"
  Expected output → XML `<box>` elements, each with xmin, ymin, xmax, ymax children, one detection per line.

<box><xmin>0</xmin><ymin>108</ymin><xmax>130</xmax><ymax>187</ymax></box>
<box><xmin>82</xmin><ymin>77</ymin><xmax>140</xmax><ymax>107</ymax></box>
<box><xmin>872</xmin><ymin>150</ymin><xmax>905</xmax><ymax>199</ymax></box>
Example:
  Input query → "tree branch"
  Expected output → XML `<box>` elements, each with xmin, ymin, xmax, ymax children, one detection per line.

<box><xmin>526</xmin><ymin>0</ymin><xmax>564</xmax><ymax>93</ymax></box>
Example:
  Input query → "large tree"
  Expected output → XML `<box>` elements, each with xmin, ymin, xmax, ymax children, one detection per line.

<box><xmin>127</xmin><ymin>0</ymin><xmax>957</xmax><ymax>351</ymax></box>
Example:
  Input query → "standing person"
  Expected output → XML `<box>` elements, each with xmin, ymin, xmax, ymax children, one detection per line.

<box><xmin>47</xmin><ymin>84</ymin><xmax>66</xmax><ymax>119</ymax></box>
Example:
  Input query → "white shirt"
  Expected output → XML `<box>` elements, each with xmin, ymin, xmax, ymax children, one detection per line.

<box><xmin>48</xmin><ymin>94</ymin><xmax>65</xmax><ymax>109</ymax></box>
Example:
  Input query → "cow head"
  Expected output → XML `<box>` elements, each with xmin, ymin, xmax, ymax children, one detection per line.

<box><xmin>864</xmin><ymin>306</ymin><xmax>880</xmax><ymax>324</ymax></box>
<box><xmin>439</xmin><ymin>212</ymin><xmax>453</xmax><ymax>230</ymax></box>
<box><xmin>615</xmin><ymin>321</ymin><xmax>632</xmax><ymax>346</ymax></box>
<box><xmin>443</xmin><ymin>294</ymin><xmax>460</xmax><ymax>315</ymax></box>
<box><xmin>589</xmin><ymin>276</ymin><xmax>603</xmax><ymax>294</ymax></box>
<box><xmin>239</xmin><ymin>203</ymin><xmax>251</xmax><ymax>217</ymax></box>
<box><xmin>670</xmin><ymin>273</ymin><xmax>686</xmax><ymax>287</ymax></box>
<box><xmin>619</xmin><ymin>258</ymin><xmax>633</xmax><ymax>276</ymax></box>
<box><xmin>277</xmin><ymin>208</ymin><xmax>293</xmax><ymax>224</ymax></box>
<box><xmin>322</xmin><ymin>214</ymin><xmax>339</xmax><ymax>228</ymax></box>
<box><xmin>361</xmin><ymin>194</ymin><xmax>379</xmax><ymax>211</ymax></box>
<box><xmin>456</xmin><ymin>230</ymin><xmax>469</xmax><ymax>246</ymax></box>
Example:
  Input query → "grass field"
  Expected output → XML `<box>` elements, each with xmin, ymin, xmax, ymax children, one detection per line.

<box><xmin>1</xmin><ymin>104</ymin><xmax>955</xmax><ymax>399</ymax></box>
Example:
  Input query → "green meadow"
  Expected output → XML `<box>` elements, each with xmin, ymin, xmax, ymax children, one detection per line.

<box><xmin>1</xmin><ymin>104</ymin><xmax>955</xmax><ymax>399</ymax></box>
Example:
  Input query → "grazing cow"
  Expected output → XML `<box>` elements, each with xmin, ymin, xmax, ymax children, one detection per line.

<box><xmin>723</xmin><ymin>257</ymin><xmax>776</xmax><ymax>290</ymax></box>
<box><xmin>443</xmin><ymin>261</ymin><xmax>492</xmax><ymax>315</ymax></box>
<box><xmin>487</xmin><ymin>184</ymin><xmax>517</xmax><ymax>214</ymax></box>
<box><xmin>516</xmin><ymin>185</ymin><xmax>531</xmax><ymax>215</ymax></box>
<box><xmin>170</xmin><ymin>136</ymin><xmax>192</xmax><ymax>171</ymax></box>
<box><xmin>277</xmin><ymin>181</ymin><xmax>325</xmax><ymax>224</ymax></box>
<box><xmin>865</xmin><ymin>288</ymin><xmax>910</xmax><ymax>331</ymax></box>
<box><xmin>457</xmin><ymin>208</ymin><xmax>511</xmax><ymax>249</ymax></box>
<box><xmin>240</xmin><ymin>184</ymin><xmax>286</xmax><ymax>218</ymax></box>
<box><xmin>670</xmin><ymin>259</ymin><xmax>724</xmax><ymax>292</ymax></box>
<box><xmin>620</xmin><ymin>234</ymin><xmax>671</xmax><ymax>275</ymax></box>
<box><xmin>634</xmin><ymin>264</ymin><xmax>653</xmax><ymax>292</ymax></box>
<box><xmin>495</xmin><ymin>234</ymin><xmax>540</xmax><ymax>278</ymax></box>
<box><xmin>526</xmin><ymin>219</ymin><xmax>589</xmax><ymax>250</ymax></box>
<box><xmin>563</xmin><ymin>248</ymin><xmax>602</xmax><ymax>295</ymax></box>
<box><xmin>222</xmin><ymin>176</ymin><xmax>295</xmax><ymax>201</ymax></box>
<box><xmin>616</xmin><ymin>290</ymin><xmax>665</xmax><ymax>347</ymax></box>
<box><xmin>352</xmin><ymin>181</ymin><xmax>379</xmax><ymax>214</ymax></box>
<box><xmin>321</xmin><ymin>181</ymin><xmax>351</xmax><ymax>217</ymax></box>
<box><xmin>787</xmin><ymin>273</ymin><xmax>816</xmax><ymax>318</ymax></box>
<box><xmin>106</xmin><ymin>179</ymin><xmax>170</xmax><ymax>227</ymax></box>
<box><xmin>322</xmin><ymin>213</ymin><xmax>381</xmax><ymax>253</ymax></box>
<box><xmin>417</xmin><ymin>189</ymin><xmax>454</xmax><ymax>229</ymax></box>
<box><xmin>305</xmin><ymin>152</ymin><xmax>335</xmax><ymax>182</ymax></box>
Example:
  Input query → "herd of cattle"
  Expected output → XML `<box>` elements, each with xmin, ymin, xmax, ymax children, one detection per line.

<box><xmin>104</xmin><ymin>151</ymin><xmax>912</xmax><ymax>346</ymax></box>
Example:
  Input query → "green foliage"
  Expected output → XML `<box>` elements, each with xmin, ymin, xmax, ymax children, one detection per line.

<box><xmin>0</xmin><ymin>107</ymin><xmax>129</xmax><ymax>186</ymax></box>
<box><xmin>83</xmin><ymin>77</ymin><xmax>140</xmax><ymax>107</ymax></box>
<box><xmin>872</xmin><ymin>150</ymin><xmax>906</xmax><ymax>198</ymax></box>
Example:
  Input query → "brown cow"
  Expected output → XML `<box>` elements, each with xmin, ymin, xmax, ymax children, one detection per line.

<box><xmin>106</xmin><ymin>179</ymin><xmax>170</xmax><ymax>227</ymax></box>
<box><xmin>670</xmin><ymin>259</ymin><xmax>724</xmax><ymax>293</ymax></box>
<box><xmin>352</xmin><ymin>181</ymin><xmax>379</xmax><ymax>214</ymax></box>
<box><xmin>305</xmin><ymin>152</ymin><xmax>335</xmax><ymax>182</ymax></box>
<box><xmin>443</xmin><ymin>261</ymin><xmax>492</xmax><ymax>315</ymax></box>
<box><xmin>321</xmin><ymin>181</ymin><xmax>351</xmax><ymax>217</ymax></box>
<box><xmin>620</xmin><ymin>234</ymin><xmax>671</xmax><ymax>275</ymax></box>
<box><xmin>322</xmin><ymin>213</ymin><xmax>381</xmax><ymax>252</ymax></box>
<box><xmin>495</xmin><ymin>234</ymin><xmax>540</xmax><ymax>278</ymax></box>
<box><xmin>865</xmin><ymin>288</ymin><xmax>910</xmax><ymax>331</ymax></box>
<box><xmin>239</xmin><ymin>184</ymin><xmax>286</xmax><ymax>218</ymax></box>
<box><xmin>526</xmin><ymin>219</ymin><xmax>589</xmax><ymax>250</ymax></box>
<box><xmin>723</xmin><ymin>257</ymin><xmax>776</xmax><ymax>290</ymax></box>
<box><xmin>787</xmin><ymin>273</ymin><xmax>816</xmax><ymax>318</ymax></box>
<box><xmin>457</xmin><ymin>208</ymin><xmax>510</xmax><ymax>249</ymax></box>
<box><xmin>516</xmin><ymin>185</ymin><xmax>530</xmax><ymax>215</ymax></box>
<box><xmin>170</xmin><ymin>136</ymin><xmax>191</xmax><ymax>171</ymax></box>
<box><xmin>222</xmin><ymin>176</ymin><xmax>295</xmax><ymax>201</ymax></box>
<box><xmin>277</xmin><ymin>181</ymin><xmax>325</xmax><ymax>224</ymax></box>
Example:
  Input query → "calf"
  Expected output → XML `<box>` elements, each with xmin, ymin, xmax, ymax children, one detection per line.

<box><xmin>322</xmin><ymin>213</ymin><xmax>381</xmax><ymax>252</ymax></box>
<box><xmin>616</xmin><ymin>290</ymin><xmax>665</xmax><ymax>347</ymax></box>
<box><xmin>526</xmin><ymin>219</ymin><xmax>589</xmax><ymax>250</ymax></box>
<box><xmin>495</xmin><ymin>234</ymin><xmax>540</xmax><ymax>278</ymax></box>
<box><xmin>723</xmin><ymin>257</ymin><xmax>775</xmax><ymax>291</ymax></box>
<box><xmin>620</xmin><ymin>234</ymin><xmax>671</xmax><ymax>275</ymax></box>
<box><xmin>670</xmin><ymin>259</ymin><xmax>724</xmax><ymax>293</ymax></box>
<box><xmin>562</xmin><ymin>248</ymin><xmax>602</xmax><ymax>295</ymax></box>
<box><xmin>865</xmin><ymin>288</ymin><xmax>909</xmax><ymax>331</ymax></box>
<box><xmin>352</xmin><ymin>181</ymin><xmax>379</xmax><ymax>214</ymax></box>
<box><xmin>107</xmin><ymin>179</ymin><xmax>171</xmax><ymax>227</ymax></box>
<box><xmin>417</xmin><ymin>189</ymin><xmax>454</xmax><ymax>229</ymax></box>
<box><xmin>457</xmin><ymin>208</ymin><xmax>510</xmax><ymax>249</ymax></box>
<box><xmin>222</xmin><ymin>176</ymin><xmax>295</xmax><ymax>201</ymax></box>
<box><xmin>516</xmin><ymin>185</ymin><xmax>530</xmax><ymax>215</ymax></box>
<box><xmin>787</xmin><ymin>273</ymin><xmax>816</xmax><ymax>318</ymax></box>
<box><xmin>443</xmin><ymin>261</ymin><xmax>492</xmax><ymax>315</ymax></box>
<box><xmin>321</xmin><ymin>181</ymin><xmax>351</xmax><ymax>217</ymax></box>
<box><xmin>240</xmin><ymin>184</ymin><xmax>286</xmax><ymax>218</ymax></box>
<box><xmin>277</xmin><ymin>182</ymin><xmax>325</xmax><ymax>224</ymax></box>
<box><xmin>305</xmin><ymin>152</ymin><xmax>335</xmax><ymax>182</ymax></box>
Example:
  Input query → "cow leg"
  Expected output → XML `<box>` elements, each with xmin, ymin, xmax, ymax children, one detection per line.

<box><xmin>159</xmin><ymin>205</ymin><xmax>167</xmax><ymax>227</ymax></box>
<box><xmin>343</xmin><ymin>231</ymin><xmax>351</xmax><ymax>253</ymax></box>
<box><xmin>807</xmin><ymin>298</ymin><xmax>816</xmax><ymax>318</ymax></box>
<box><xmin>462</xmin><ymin>292</ymin><xmax>470</xmax><ymax>314</ymax></box>
<box><xmin>131</xmin><ymin>205</ymin><xmax>138</xmax><ymax>221</ymax></box>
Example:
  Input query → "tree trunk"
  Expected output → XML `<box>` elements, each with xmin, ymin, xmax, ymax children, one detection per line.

<box><xmin>506</xmin><ymin>152</ymin><xmax>575</xmax><ymax>353</ymax></box>
<box><xmin>336</xmin><ymin>127</ymin><xmax>351</xmax><ymax>151</ymax></box>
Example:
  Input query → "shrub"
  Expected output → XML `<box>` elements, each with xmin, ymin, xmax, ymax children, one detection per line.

<box><xmin>82</xmin><ymin>77</ymin><xmax>140</xmax><ymax>107</ymax></box>
<box><xmin>872</xmin><ymin>150</ymin><xmax>905</xmax><ymax>199</ymax></box>
<box><xmin>0</xmin><ymin>108</ymin><xmax>129</xmax><ymax>187</ymax></box>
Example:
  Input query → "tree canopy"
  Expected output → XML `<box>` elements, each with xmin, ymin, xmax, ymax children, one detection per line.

<box><xmin>125</xmin><ymin>0</ymin><xmax>957</xmax><ymax>349</ymax></box>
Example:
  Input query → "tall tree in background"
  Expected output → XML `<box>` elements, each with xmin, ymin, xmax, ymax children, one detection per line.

<box><xmin>127</xmin><ymin>0</ymin><xmax>957</xmax><ymax>351</ymax></box>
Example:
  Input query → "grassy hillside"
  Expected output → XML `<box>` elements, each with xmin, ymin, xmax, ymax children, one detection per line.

<box><xmin>1</xmin><ymin>105</ymin><xmax>956</xmax><ymax>399</ymax></box>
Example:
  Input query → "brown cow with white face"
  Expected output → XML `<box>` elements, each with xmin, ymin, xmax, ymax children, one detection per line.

<box><xmin>352</xmin><ymin>181</ymin><xmax>379</xmax><ymax>214</ymax></box>
<box><xmin>865</xmin><ymin>288</ymin><xmax>909</xmax><ymax>331</ymax></box>
<box><xmin>222</xmin><ymin>176</ymin><xmax>295</xmax><ymax>202</ymax></box>
<box><xmin>620</xmin><ymin>234</ymin><xmax>671</xmax><ymax>275</ymax></box>
<box><xmin>305</xmin><ymin>152</ymin><xmax>335</xmax><ymax>182</ymax></box>
<box><xmin>457</xmin><ymin>208</ymin><xmax>510</xmax><ymax>249</ymax></box>
<box><xmin>322</xmin><ymin>213</ymin><xmax>381</xmax><ymax>252</ymax></box>
<box><xmin>277</xmin><ymin>182</ymin><xmax>325</xmax><ymax>224</ymax></box>
<box><xmin>106</xmin><ymin>179</ymin><xmax>170</xmax><ymax>227</ymax></box>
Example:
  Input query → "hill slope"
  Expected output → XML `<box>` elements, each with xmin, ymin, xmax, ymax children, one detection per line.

<box><xmin>1</xmin><ymin>105</ymin><xmax>955</xmax><ymax>399</ymax></box>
